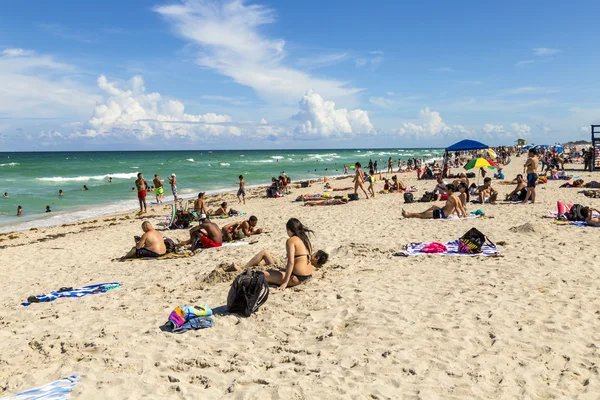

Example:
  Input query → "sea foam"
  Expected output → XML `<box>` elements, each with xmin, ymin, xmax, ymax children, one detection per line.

<box><xmin>37</xmin><ymin>173</ymin><xmax>139</xmax><ymax>182</ymax></box>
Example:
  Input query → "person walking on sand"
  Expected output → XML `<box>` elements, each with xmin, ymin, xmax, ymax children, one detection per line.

<box><xmin>523</xmin><ymin>149</ymin><xmax>539</xmax><ymax>204</ymax></box>
<box><xmin>353</xmin><ymin>162</ymin><xmax>369</xmax><ymax>199</ymax></box>
<box><xmin>153</xmin><ymin>174</ymin><xmax>164</xmax><ymax>204</ymax></box>
<box><xmin>237</xmin><ymin>175</ymin><xmax>246</xmax><ymax>204</ymax></box>
<box><xmin>168</xmin><ymin>174</ymin><xmax>179</xmax><ymax>204</ymax></box>
<box><xmin>135</xmin><ymin>173</ymin><xmax>147</xmax><ymax>213</ymax></box>
<box><xmin>368</xmin><ymin>168</ymin><xmax>376</xmax><ymax>198</ymax></box>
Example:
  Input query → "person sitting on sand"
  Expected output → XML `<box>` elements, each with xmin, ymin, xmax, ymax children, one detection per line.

<box><xmin>402</xmin><ymin>184</ymin><xmax>466</xmax><ymax>219</ymax></box>
<box><xmin>208</xmin><ymin>201</ymin><xmax>228</xmax><ymax>216</ymax></box>
<box><xmin>457</xmin><ymin>182</ymin><xmax>469</xmax><ymax>208</ymax></box>
<box><xmin>303</xmin><ymin>198</ymin><xmax>348</xmax><ymax>206</ymax></box>
<box><xmin>233</xmin><ymin>248</ymin><xmax>329</xmax><ymax>275</ymax></box>
<box><xmin>452</xmin><ymin>172</ymin><xmax>469</xmax><ymax>188</ymax></box>
<box><xmin>505</xmin><ymin>174</ymin><xmax>527</xmax><ymax>201</ymax></box>
<box><xmin>193</xmin><ymin>192</ymin><xmax>207</xmax><ymax>216</ymax></box>
<box><xmin>586</xmin><ymin>207</ymin><xmax>600</xmax><ymax>226</ymax></box>
<box><xmin>178</xmin><ymin>215</ymin><xmax>222</xmax><ymax>249</ymax></box>
<box><xmin>474</xmin><ymin>177</ymin><xmax>498</xmax><ymax>204</ymax></box>
<box><xmin>251</xmin><ymin>218</ymin><xmax>320</xmax><ymax>290</ymax></box>
<box><xmin>433</xmin><ymin>175</ymin><xmax>448</xmax><ymax>201</ymax></box>
<box><xmin>123</xmin><ymin>221</ymin><xmax>166</xmax><ymax>259</ymax></box>
<box><xmin>391</xmin><ymin>175</ymin><xmax>407</xmax><ymax>191</ymax></box>
<box><xmin>493</xmin><ymin>168</ymin><xmax>505</xmax><ymax>180</ymax></box>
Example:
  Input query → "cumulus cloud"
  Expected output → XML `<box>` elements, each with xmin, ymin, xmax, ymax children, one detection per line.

<box><xmin>82</xmin><ymin>75</ymin><xmax>237</xmax><ymax>140</ymax></box>
<box><xmin>510</xmin><ymin>122</ymin><xmax>531</xmax><ymax>137</ymax></box>
<box><xmin>396</xmin><ymin>108</ymin><xmax>468</xmax><ymax>138</ymax></box>
<box><xmin>369</xmin><ymin>96</ymin><xmax>395</xmax><ymax>108</ymax></box>
<box><xmin>533</xmin><ymin>48</ymin><xmax>561</xmax><ymax>56</ymax></box>
<box><xmin>482</xmin><ymin>123</ymin><xmax>531</xmax><ymax>138</ymax></box>
<box><xmin>154</xmin><ymin>0</ymin><xmax>360</xmax><ymax>103</ymax></box>
<box><xmin>292</xmin><ymin>90</ymin><xmax>374</xmax><ymax>137</ymax></box>
<box><xmin>1</xmin><ymin>48</ymin><xmax>34</xmax><ymax>57</ymax></box>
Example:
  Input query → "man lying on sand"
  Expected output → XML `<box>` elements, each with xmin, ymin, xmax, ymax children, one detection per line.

<box><xmin>402</xmin><ymin>184</ymin><xmax>466</xmax><ymax>219</ymax></box>
<box><xmin>220</xmin><ymin>217</ymin><xmax>262</xmax><ymax>241</ymax></box>
<box><xmin>587</xmin><ymin>207</ymin><xmax>600</xmax><ymax>226</ymax></box>
<box><xmin>123</xmin><ymin>221</ymin><xmax>166</xmax><ymax>259</ymax></box>
<box><xmin>178</xmin><ymin>215</ymin><xmax>222</xmax><ymax>249</ymax></box>
<box><xmin>303</xmin><ymin>198</ymin><xmax>348</xmax><ymax>206</ymax></box>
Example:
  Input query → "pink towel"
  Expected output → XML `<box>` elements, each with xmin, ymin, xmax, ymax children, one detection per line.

<box><xmin>420</xmin><ymin>242</ymin><xmax>448</xmax><ymax>253</ymax></box>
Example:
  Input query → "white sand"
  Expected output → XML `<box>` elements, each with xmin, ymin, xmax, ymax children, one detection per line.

<box><xmin>1</xmin><ymin>157</ymin><xmax>600</xmax><ymax>399</ymax></box>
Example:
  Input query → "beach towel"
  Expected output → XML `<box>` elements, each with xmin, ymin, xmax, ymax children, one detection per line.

<box><xmin>395</xmin><ymin>240</ymin><xmax>500</xmax><ymax>257</ymax></box>
<box><xmin>554</xmin><ymin>221</ymin><xmax>600</xmax><ymax>228</ymax></box>
<box><xmin>3</xmin><ymin>374</ymin><xmax>80</xmax><ymax>399</ymax></box>
<box><xmin>22</xmin><ymin>283</ymin><xmax>121</xmax><ymax>306</ymax></box>
<box><xmin>168</xmin><ymin>305</ymin><xmax>212</xmax><ymax>327</ymax></box>
<box><xmin>442</xmin><ymin>214</ymin><xmax>481</xmax><ymax>221</ymax></box>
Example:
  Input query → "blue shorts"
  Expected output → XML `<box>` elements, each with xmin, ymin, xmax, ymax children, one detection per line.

<box><xmin>237</xmin><ymin>188</ymin><xmax>245</xmax><ymax>197</ymax></box>
<box><xmin>433</xmin><ymin>208</ymin><xmax>446</xmax><ymax>219</ymax></box>
<box><xmin>527</xmin><ymin>173</ymin><xmax>537</xmax><ymax>188</ymax></box>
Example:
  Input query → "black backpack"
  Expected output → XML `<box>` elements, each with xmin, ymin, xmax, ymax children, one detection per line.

<box><xmin>164</xmin><ymin>238</ymin><xmax>177</xmax><ymax>254</ymax></box>
<box><xmin>348</xmin><ymin>193</ymin><xmax>359</xmax><ymax>201</ymax></box>
<box><xmin>404</xmin><ymin>192</ymin><xmax>414</xmax><ymax>203</ymax></box>
<box><xmin>419</xmin><ymin>192</ymin><xmax>434</xmax><ymax>202</ymax></box>
<box><xmin>567</xmin><ymin>204</ymin><xmax>589</xmax><ymax>221</ymax></box>
<box><xmin>227</xmin><ymin>270</ymin><xmax>269</xmax><ymax>317</ymax></box>
<box><xmin>458</xmin><ymin>227</ymin><xmax>495</xmax><ymax>254</ymax></box>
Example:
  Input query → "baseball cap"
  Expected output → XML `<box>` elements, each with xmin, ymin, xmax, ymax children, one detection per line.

<box><xmin>171</xmin><ymin>173</ymin><xmax>176</xmax><ymax>177</ymax></box>
<box><xmin>199</xmin><ymin>213</ymin><xmax>207</xmax><ymax>220</ymax></box>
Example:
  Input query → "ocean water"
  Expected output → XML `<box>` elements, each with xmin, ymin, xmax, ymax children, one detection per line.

<box><xmin>0</xmin><ymin>149</ymin><xmax>443</xmax><ymax>232</ymax></box>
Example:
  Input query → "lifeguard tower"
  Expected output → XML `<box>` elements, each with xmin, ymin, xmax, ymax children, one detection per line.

<box><xmin>592</xmin><ymin>125</ymin><xmax>600</xmax><ymax>170</ymax></box>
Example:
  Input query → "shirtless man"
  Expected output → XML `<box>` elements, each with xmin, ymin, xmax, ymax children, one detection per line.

<box><xmin>452</xmin><ymin>172</ymin><xmax>469</xmax><ymax>189</ymax></box>
<box><xmin>353</xmin><ymin>162</ymin><xmax>370</xmax><ymax>199</ymax></box>
<box><xmin>221</xmin><ymin>221</ymin><xmax>243</xmax><ymax>242</ymax></box>
<box><xmin>402</xmin><ymin>184</ymin><xmax>466</xmax><ymax>219</ymax></box>
<box><xmin>178</xmin><ymin>215</ymin><xmax>223</xmax><ymax>249</ymax></box>
<box><xmin>505</xmin><ymin>174</ymin><xmax>527</xmax><ymax>201</ymax></box>
<box><xmin>237</xmin><ymin>175</ymin><xmax>246</xmax><ymax>204</ymax></box>
<box><xmin>135</xmin><ymin>173</ymin><xmax>147</xmax><ymax>213</ymax></box>
<box><xmin>475</xmin><ymin>177</ymin><xmax>498</xmax><ymax>204</ymax></box>
<box><xmin>123</xmin><ymin>221</ymin><xmax>166</xmax><ymax>259</ymax></box>
<box><xmin>586</xmin><ymin>207</ymin><xmax>600</xmax><ymax>226</ymax></box>
<box><xmin>240</xmin><ymin>216</ymin><xmax>263</xmax><ymax>237</ymax></box>
<box><xmin>153</xmin><ymin>174</ymin><xmax>164</xmax><ymax>204</ymax></box>
<box><xmin>168</xmin><ymin>174</ymin><xmax>178</xmax><ymax>204</ymax></box>
<box><xmin>193</xmin><ymin>192</ymin><xmax>207</xmax><ymax>215</ymax></box>
<box><xmin>523</xmin><ymin>149</ymin><xmax>539</xmax><ymax>204</ymax></box>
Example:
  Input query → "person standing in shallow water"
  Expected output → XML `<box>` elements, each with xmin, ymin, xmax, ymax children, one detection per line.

<box><xmin>17</xmin><ymin>206</ymin><xmax>22</xmax><ymax>216</ymax></box>
<box><xmin>135</xmin><ymin>173</ymin><xmax>147</xmax><ymax>213</ymax></box>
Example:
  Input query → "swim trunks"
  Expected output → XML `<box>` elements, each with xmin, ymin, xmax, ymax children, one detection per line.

<box><xmin>527</xmin><ymin>173</ymin><xmax>538</xmax><ymax>188</ymax></box>
<box><xmin>237</xmin><ymin>188</ymin><xmax>246</xmax><ymax>197</ymax></box>
<box><xmin>135</xmin><ymin>248</ymin><xmax>163</xmax><ymax>258</ymax></box>
<box><xmin>138</xmin><ymin>190</ymin><xmax>147</xmax><ymax>199</ymax></box>
<box><xmin>200</xmin><ymin>235</ymin><xmax>222</xmax><ymax>249</ymax></box>
<box><xmin>156</xmin><ymin>186</ymin><xmax>164</xmax><ymax>195</ymax></box>
<box><xmin>171</xmin><ymin>186</ymin><xmax>178</xmax><ymax>197</ymax></box>
<box><xmin>433</xmin><ymin>208</ymin><xmax>446</xmax><ymax>219</ymax></box>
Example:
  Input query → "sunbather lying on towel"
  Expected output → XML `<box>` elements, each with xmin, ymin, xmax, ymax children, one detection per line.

<box><xmin>178</xmin><ymin>214</ymin><xmax>222</xmax><ymax>249</ymax></box>
<box><xmin>560</xmin><ymin>179</ymin><xmax>584</xmax><ymax>188</ymax></box>
<box><xmin>221</xmin><ymin>216</ymin><xmax>262</xmax><ymax>241</ymax></box>
<box><xmin>587</xmin><ymin>207</ymin><xmax>600</xmax><ymax>226</ymax></box>
<box><xmin>303</xmin><ymin>198</ymin><xmax>348</xmax><ymax>206</ymax></box>
<box><xmin>123</xmin><ymin>221</ymin><xmax>166</xmax><ymax>259</ymax></box>
<box><xmin>402</xmin><ymin>184</ymin><xmax>466</xmax><ymax>219</ymax></box>
<box><xmin>583</xmin><ymin>190</ymin><xmax>600</xmax><ymax>199</ymax></box>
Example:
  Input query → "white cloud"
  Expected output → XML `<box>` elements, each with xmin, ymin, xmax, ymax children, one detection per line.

<box><xmin>510</xmin><ymin>122</ymin><xmax>531</xmax><ymax>137</ymax></box>
<box><xmin>370</xmin><ymin>50</ymin><xmax>384</xmax><ymax>55</ymax></box>
<box><xmin>396</xmin><ymin>108</ymin><xmax>467</xmax><ymax>138</ymax></box>
<box><xmin>260</xmin><ymin>118</ymin><xmax>267</xmax><ymax>124</ymax></box>
<box><xmin>0</xmin><ymin>48</ymin><xmax>100</xmax><ymax>119</ymax></box>
<box><xmin>516</xmin><ymin>60</ymin><xmax>535</xmax><ymax>67</ymax></box>
<box><xmin>292</xmin><ymin>90</ymin><xmax>374</xmax><ymax>137</ymax></box>
<box><xmin>533</xmin><ymin>48</ymin><xmax>561</xmax><ymax>56</ymax></box>
<box><xmin>154</xmin><ymin>0</ymin><xmax>360</xmax><ymax>103</ymax></box>
<box><xmin>483</xmin><ymin>124</ymin><xmax>505</xmax><ymax>134</ymax></box>
<box><xmin>83</xmin><ymin>75</ymin><xmax>237</xmax><ymax>140</ymax></box>
<box><xmin>2</xmin><ymin>48</ymin><xmax>34</xmax><ymax>57</ymax></box>
<box><xmin>482</xmin><ymin>123</ymin><xmax>531</xmax><ymax>138</ymax></box>
<box><xmin>354</xmin><ymin>55</ymin><xmax>383</xmax><ymax>71</ymax></box>
<box><xmin>369</xmin><ymin>96</ymin><xmax>395</xmax><ymax>108</ymax></box>
<box><xmin>297</xmin><ymin>53</ymin><xmax>348</xmax><ymax>69</ymax></box>
<box><xmin>500</xmin><ymin>86</ymin><xmax>559</xmax><ymax>95</ymax></box>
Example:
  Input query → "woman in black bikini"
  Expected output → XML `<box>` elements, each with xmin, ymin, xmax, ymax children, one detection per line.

<box><xmin>255</xmin><ymin>218</ymin><xmax>328</xmax><ymax>290</ymax></box>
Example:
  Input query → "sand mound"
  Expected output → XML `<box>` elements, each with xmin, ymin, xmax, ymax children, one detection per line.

<box><xmin>509</xmin><ymin>222</ymin><xmax>540</xmax><ymax>234</ymax></box>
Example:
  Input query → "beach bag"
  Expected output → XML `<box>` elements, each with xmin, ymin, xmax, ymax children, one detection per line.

<box><xmin>348</xmin><ymin>193</ymin><xmax>359</xmax><ymax>201</ymax></box>
<box><xmin>301</xmin><ymin>182</ymin><xmax>309</xmax><ymax>188</ymax></box>
<box><xmin>175</xmin><ymin>211</ymin><xmax>193</xmax><ymax>228</ymax></box>
<box><xmin>466</xmin><ymin>172</ymin><xmax>476</xmax><ymax>178</ymax></box>
<box><xmin>404</xmin><ymin>193</ymin><xmax>414</xmax><ymax>203</ymax></box>
<box><xmin>227</xmin><ymin>270</ymin><xmax>269</xmax><ymax>317</ymax></box>
<box><xmin>458</xmin><ymin>228</ymin><xmax>494</xmax><ymax>254</ymax></box>
<box><xmin>419</xmin><ymin>192</ymin><xmax>434</xmax><ymax>202</ymax></box>
<box><xmin>567</xmin><ymin>204</ymin><xmax>588</xmax><ymax>221</ymax></box>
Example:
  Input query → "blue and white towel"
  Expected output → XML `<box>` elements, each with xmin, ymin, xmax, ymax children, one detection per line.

<box><xmin>3</xmin><ymin>374</ymin><xmax>80</xmax><ymax>399</ymax></box>
<box><xmin>22</xmin><ymin>283</ymin><xmax>121</xmax><ymax>306</ymax></box>
<box><xmin>563</xmin><ymin>221</ymin><xmax>600</xmax><ymax>228</ymax></box>
<box><xmin>396</xmin><ymin>240</ymin><xmax>500</xmax><ymax>257</ymax></box>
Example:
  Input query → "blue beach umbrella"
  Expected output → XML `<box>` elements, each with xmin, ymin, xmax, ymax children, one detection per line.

<box><xmin>551</xmin><ymin>145</ymin><xmax>563</xmax><ymax>154</ymax></box>
<box><xmin>523</xmin><ymin>145</ymin><xmax>533</xmax><ymax>150</ymax></box>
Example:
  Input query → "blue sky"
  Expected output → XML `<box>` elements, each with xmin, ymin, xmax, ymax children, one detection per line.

<box><xmin>0</xmin><ymin>0</ymin><xmax>599</xmax><ymax>150</ymax></box>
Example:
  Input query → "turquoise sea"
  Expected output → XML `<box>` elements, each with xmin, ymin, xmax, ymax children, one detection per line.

<box><xmin>0</xmin><ymin>149</ymin><xmax>444</xmax><ymax>232</ymax></box>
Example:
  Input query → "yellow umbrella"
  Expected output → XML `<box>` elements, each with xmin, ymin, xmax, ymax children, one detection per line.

<box><xmin>484</xmin><ymin>148</ymin><xmax>497</xmax><ymax>160</ymax></box>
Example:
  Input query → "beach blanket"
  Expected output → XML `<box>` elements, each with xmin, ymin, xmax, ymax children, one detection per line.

<box><xmin>166</xmin><ymin>305</ymin><xmax>214</xmax><ymax>333</ymax></box>
<box><xmin>395</xmin><ymin>239</ymin><xmax>500</xmax><ymax>257</ymax></box>
<box><xmin>2</xmin><ymin>374</ymin><xmax>80</xmax><ymax>399</ymax></box>
<box><xmin>554</xmin><ymin>221</ymin><xmax>600</xmax><ymax>228</ymax></box>
<box><xmin>22</xmin><ymin>283</ymin><xmax>121</xmax><ymax>306</ymax></box>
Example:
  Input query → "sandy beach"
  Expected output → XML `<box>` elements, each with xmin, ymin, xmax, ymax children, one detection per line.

<box><xmin>1</xmin><ymin>156</ymin><xmax>600</xmax><ymax>399</ymax></box>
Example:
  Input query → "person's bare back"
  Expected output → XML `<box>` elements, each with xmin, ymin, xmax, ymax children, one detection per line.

<box><xmin>140</xmin><ymin>229</ymin><xmax>166</xmax><ymax>254</ymax></box>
